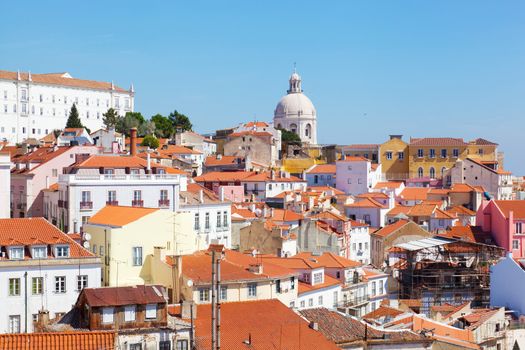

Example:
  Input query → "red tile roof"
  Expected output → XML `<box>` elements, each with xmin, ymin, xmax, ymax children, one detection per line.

<box><xmin>244</xmin><ymin>121</ymin><xmax>269</xmax><ymax>128</ymax></box>
<box><xmin>229</xmin><ymin>130</ymin><xmax>273</xmax><ymax>138</ymax></box>
<box><xmin>338</xmin><ymin>156</ymin><xmax>370</xmax><ymax>162</ymax></box>
<box><xmin>471</xmin><ymin>138</ymin><xmax>498</xmax><ymax>146</ymax></box>
<box><xmin>193</xmin><ymin>300</ymin><xmax>339</xmax><ymax>350</ymax></box>
<box><xmin>345</xmin><ymin>198</ymin><xmax>385</xmax><ymax>209</ymax></box>
<box><xmin>494</xmin><ymin>200</ymin><xmax>525</xmax><ymax>219</ymax></box>
<box><xmin>0</xmin><ymin>218</ymin><xmax>93</xmax><ymax>258</ymax></box>
<box><xmin>410</xmin><ymin>137</ymin><xmax>468</xmax><ymax>146</ymax></box>
<box><xmin>373</xmin><ymin>219</ymin><xmax>411</xmax><ymax>238</ymax></box>
<box><xmin>194</xmin><ymin>171</ymin><xmax>256</xmax><ymax>182</ymax></box>
<box><xmin>243</xmin><ymin>171</ymin><xmax>305</xmax><ymax>183</ymax></box>
<box><xmin>343</xmin><ymin>144</ymin><xmax>379</xmax><ymax>149</ymax></box>
<box><xmin>298</xmin><ymin>275</ymin><xmax>341</xmax><ymax>294</ymax></box>
<box><xmin>374</xmin><ymin>181</ymin><xmax>404</xmax><ymax>189</ymax></box>
<box><xmin>11</xmin><ymin>146</ymin><xmax>72</xmax><ymax>174</ymax></box>
<box><xmin>82</xmin><ymin>285</ymin><xmax>166</xmax><ymax>307</ymax></box>
<box><xmin>362</xmin><ymin>305</ymin><xmax>404</xmax><ymax>321</ymax></box>
<box><xmin>449</xmin><ymin>183</ymin><xmax>485</xmax><ymax>193</ymax></box>
<box><xmin>88</xmin><ymin>206</ymin><xmax>159</xmax><ymax>227</ymax></box>
<box><xmin>0</xmin><ymin>70</ymin><xmax>128</xmax><ymax>92</ymax></box>
<box><xmin>307</xmin><ymin>186</ymin><xmax>345</xmax><ymax>195</ymax></box>
<box><xmin>0</xmin><ymin>331</ymin><xmax>115</xmax><ymax>350</ymax></box>
<box><xmin>399</xmin><ymin>187</ymin><xmax>430</xmax><ymax>201</ymax></box>
<box><xmin>71</xmin><ymin>155</ymin><xmax>186</xmax><ymax>174</ymax></box>
<box><xmin>204</xmin><ymin>155</ymin><xmax>243</xmax><ymax>166</ymax></box>
<box><xmin>307</xmin><ymin>164</ymin><xmax>336</xmax><ymax>174</ymax></box>
<box><xmin>294</xmin><ymin>252</ymin><xmax>361</xmax><ymax>268</ymax></box>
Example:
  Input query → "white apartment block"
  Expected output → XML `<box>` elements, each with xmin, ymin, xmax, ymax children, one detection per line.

<box><xmin>47</xmin><ymin>155</ymin><xmax>187</xmax><ymax>233</ymax></box>
<box><xmin>0</xmin><ymin>218</ymin><xmax>101</xmax><ymax>334</ymax></box>
<box><xmin>0</xmin><ymin>70</ymin><xmax>134</xmax><ymax>143</ymax></box>
<box><xmin>336</xmin><ymin>156</ymin><xmax>382</xmax><ymax>196</ymax></box>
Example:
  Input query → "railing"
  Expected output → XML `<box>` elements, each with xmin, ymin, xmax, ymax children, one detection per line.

<box><xmin>60</xmin><ymin>174</ymin><xmax>180</xmax><ymax>182</ymax></box>
<box><xmin>158</xmin><ymin>199</ymin><xmax>170</xmax><ymax>208</ymax></box>
<box><xmin>106</xmin><ymin>201</ymin><xmax>119</xmax><ymax>206</ymax></box>
<box><xmin>336</xmin><ymin>296</ymin><xmax>369</xmax><ymax>308</ymax></box>
<box><xmin>132</xmin><ymin>200</ymin><xmax>144</xmax><ymax>207</ymax></box>
<box><xmin>79</xmin><ymin>201</ymin><xmax>93</xmax><ymax>210</ymax></box>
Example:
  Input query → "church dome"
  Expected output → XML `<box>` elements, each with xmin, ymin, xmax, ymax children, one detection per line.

<box><xmin>274</xmin><ymin>93</ymin><xmax>316</xmax><ymax>119</ymax></box>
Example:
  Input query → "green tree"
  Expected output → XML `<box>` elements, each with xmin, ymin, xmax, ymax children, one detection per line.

<box><xmin>65</xmin><ymin>104</ymin><xmax>83</xmax><ymax>129</ymax></box>
<box><xmin>141</xmin><ymin>134</ymin><xmax>160</xmax><ymax>149</ymax></box>
<box><xmin>151</xmin><ymin>114</ymin><xmax>173</xmax><ymax>138</ymax></box>
<box><xmin>139</xmin><ymin>120</ymin><xmax>156</xmax><ymax>137</ymax></box>
<box><xmin>278</xmin><ymin>128</ymin><xmax>301</xmax><ymax>143</ymax></box>
<box><xmin>117</xmin><ymin>113</ymin><xmax>142</xmax><ymax>136</ymax></box>
<box><xmin>102</xmin><ymin>108</ymin><xmax>120</xmax><ymax>129</ymax></box>
<box><xmin>124</xmin><ymin>112</ymin><xmax>145</xmax><ymax>124</ymax></box>
<box><xmin>168</xmin><ymin>110</ymin><xmax>192</xmax><ymax>132</ymax></box>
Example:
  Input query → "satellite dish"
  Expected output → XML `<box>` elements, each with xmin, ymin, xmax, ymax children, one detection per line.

<box><xmin>83</xmin><ymin>241</ymin><xmax>90</xmax><ymax>249</ymax></box>
<box><xmin>187</xmin><ymin>279</ymin><xmax>193</xmax><ymax>287</ymax></box>
<box><xmin>83</xmin><ymin>233</ymin><xmax>92</xmax><ymax>241</ymax></box>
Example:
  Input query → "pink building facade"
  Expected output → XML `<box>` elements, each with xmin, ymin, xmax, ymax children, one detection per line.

<box><xmin>11</xmin><ymin>146</ymin><xmax>99</xmax><ymax>218</ymax></box>
<box><xmin>476</xmin><ymin>200</ymin><xmax>525</xmax><ymax>258</ymax></box>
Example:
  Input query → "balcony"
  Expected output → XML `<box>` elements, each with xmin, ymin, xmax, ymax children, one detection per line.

<box><xmin>79</xmin><ymin>201</ymin><xmax>93</xmax><ymax>210</ymax></box>
<box><xmin>132</xmin><ymin>200</ymin><xmax>144</xmax><ymax>207</ymax></box>
<box><xmin>158</xmin><ymin>199</ymin><xmax>170</xmax><ymax>208</ymax></box>
<box><xmin>106</xmin><ymin>201</ymin><xmax>119</xmax><ymax>206</ymax></box>
<box><xmin>336</xmin><ymin>296</ymin><xmax>369</xmax><ymax>308</ymax></box>
<box><xmin>60</xmin><ymin>174</ymin><xmax>180</xmax><ymax>183</ymax></box>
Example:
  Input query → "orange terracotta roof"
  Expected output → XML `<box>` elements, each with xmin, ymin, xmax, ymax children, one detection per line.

<box><xmin>157</xmin><ymin>145</ymin><xmax>202</xmax><ymax>155</ymax></box>
<box><xmin>362</xmin><ymin>267</ymin><xmax>388</xmax><ymax>280</ymax></box>
<box><xmin>307</xmin><ymin>186</ymin><xmax>345</xmax><ymax>195</ymax></box>
<box><xmin>0</xmin><ymin>218</ymin><xmax>93</xmax><ymax>258</ymax></box>
<box><xmin>338</xmin><ymin>156</ymin><xmax>370</xmax><ymax>162</ymax></box>
<box><xmin>387</xmin><ymin>205</ymin><xmax>413</xmax><ymax>216</ymax></box>
<box><xmin>271</xmin><ymin>208</ymin><xmax>304</xmax><ymax>222</ymax></box>
<box><xmin>410</xmin><ymin>137</ymin><xmax>468</xmax><ymax>146</ymax></box>
<box><xmin>231</xmin><ymin>205</ymin><xmax>257</xmax><ymax>221</ymax></box>
<box><xmin>373</xmin><ymin>219</ymin><xmax>411</xmax><ymax>238</ymax></box>
<box><xmin>345</xmin><ymin>198</ymin><xmax>385</xmax><ymax>209</ymax></box>
<box><xmin>11</xmin><ymin>146</ymin><xmax>72</xmax><ymax>174</ymax></box>
<box><xmin>399</xmin><ymin>187</ymin><xmax>430</xmax><ymax>201</ymax></box>
<box><xmin>433</xmin><ymin>208</ymin><xmax>456</xmax><ymax>220</ymax></box>
<box><xmin>307</xmin><ymin>164</ymin><xmax>336</xmax><ymax>174</ymax></box>
<box><xmin>343</xmin><ymin>144</ymin><xmax>379</xmax><ymax>149</ymax></box>
<box><xmin>83</xmin><ymin>285</ymin><xmax>166</xmax><ymax>307</ymax></box>
<box><xmin>194</xmin><ymin>171</ymin><xmax>255</xmax><ymax>182</ymax></box>
<box><xmin>400</xmin><ymin>299</ymin><xmax>422</xmax><ymax>308</ymax></box>
<box><xmin>0</xmin><ymin>331</ymin><xmax>116</xmax><ymax>350</ymax></box>
<box><xmin>429</xmin><ymin>188</ymin><xmax>450</xmax><ymax>195</ymax></box>
<box><xmin>374</xmin><ymin>181</ymin><xmax>404</xmax><ymax>189</ymax></box>
<box><xmin>88</xmin><ymin>206</ymin><xmax>158</xmax><ymax>227</ymax></box>
<box><xmin>357</xmin><ymin>192</ymin><xmax>389</xmax><ymax>199</ymax></box>
<box><xmin>180</xmin><ymin>183</ymin><xmax>223</xmax><ymax>205</ymax></box>
<box><xmin>362</xmin><ymin>305</ymin><xmax>404</xmax><ymax>320</ymax></box>
<box><xmin>494</xmin><ymin>200</ymin><xmax>525</xmax><ymax>219</ymax></box>
<box><xmin>298</xmin><ymin>274</ymin><xmax>341</xmax><ymax>294</ymax></box>
<box><xmin>0</xmin><ymin>70</ymin><xmax>128</xmax><ymax>92</ymax></box>
<box><xmin>244</xmin><ymin>121</ymin><xmax>269</xmax><ymax>128</ymax></box>
<box><xmin>471</xmin><ymin>138</ymin><xmax>498</xmax><ymax>146</ymax></box>
<box><xmin>409</xmin><ymin>204</ymin><xmax>437</xmax><ymax>217</ymax></box>
<box><xmin>440</xmin><ymin>225</ymin><xmax>479</xmax><ymax>242</ymax></box>
<box><xmin>312</xmin><ymin>210</ymin><xmax>349</xmax><ymax>222</ymax></box>
<box><xmin>192</xmin><ymin>300</ymin><xmax>339</xmax><ymax>350</ymax></box>
<box><xmin>204</xmin><ymin>155</ymin><xmax>243</xmax><ymax>166</ymax></box>
<box><xmin>294</xmin><ymin>252</ymin><xmax>361</xmax><ymax>268</ymax></box>
<box><xmin>243</xmin><ymin>171</ymin><xmax>305</xmax><ymax>183</ymax></box>
<box><xmin>229</xmin><ymin>130</ymin><xmax>273</xmax><ymax>138</ymax></box>
<box><xmin>449</xmin><ymin>183</ymin><xmax>485</xmax><ymax>193</ymax></box>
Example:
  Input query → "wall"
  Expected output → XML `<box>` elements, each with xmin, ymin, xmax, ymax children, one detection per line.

<box><xmin>408</xmin><ymin>145</ymin><xmax>468</xmax><ymax>179</ymax></box>
<box><xmin>336</xmin><ymin>160</ymin><xmax>370</xmax><ymax>195</ymax></box>
<box><xmin>0</xmin><ymin>153</ymin><xmax>11</xmax><ymax>218</ymax></box>
<box><xmin>379</xmin><ymin>137</ymin><xmax>409</xmax><ymax>180</ymax></box>
<box><xmin>182</xmin><ymin>202</ymin><xmax>231</xmax><ymax>248</ymax></box>
<box><xmin>490</xmin><ymin>255</ymin><xmax>525</xmax><ymax>316</ymax></box>
<box><xmin>349</xmin><ymin>226</ymin><xmax>371</xmax><ymax>264</ymax></box>
<box><xmin>223</xmin><ymin>135</ymin><xmax>276</xmax><ymax>167</ymax></box>
<box><xmin>297</xmin><ymin>284</ymin><xmax>341</xmax><ymax>310</ymax></box>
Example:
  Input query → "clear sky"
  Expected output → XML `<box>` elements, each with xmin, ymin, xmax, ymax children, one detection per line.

<box><xmin>1</xmin><ymin>1</ymin><xmax>524</xmax><ymax>173</ymax></box>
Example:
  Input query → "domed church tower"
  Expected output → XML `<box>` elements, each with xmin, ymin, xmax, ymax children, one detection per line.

<box><xmin>273</xmin><ymin>69</ymin><xmax>317</xmax><ymax>144</ymax></box>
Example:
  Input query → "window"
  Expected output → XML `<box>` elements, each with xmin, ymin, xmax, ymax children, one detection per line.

<box><xmin>77</xmin><ymin>275</ymin><xmax>88</xmax><ymax>291</ymax></box>
<box><xmin>86</xmin><ymin>97</ymin><xmax>89</xmax><ymax>106</ymax></box>
<box><xmin>216</xmin><ymin>211</ymin><xmax>222</xmax><ymax>228</ymax></box>
<box><xmin>359</xmin><ymin>243</ymin><xmax>363</xmax><ymax>251</ymax></box>
<box><xmin>9</xmin><ymin>278</ymin><xmax>20</xmax><ymax>296</ymax></box>
<box><xmin>347</xmin><ymin>165</ymin><xmax>352</xmax><ymax>171</ymax></box>
<box><xmin>365</xmin><ymin>242</ymin><xmax>369</xmax><ymax>250</ymax></box>
<box><xmin>194</xmin><ymin>213</ymin><xmax>200</xmax><ymax>230</ymax></box>
<box><xmin>205</xmin><ymin>212</ymin><xmax>210</xmax><ymax>230</ymax></box>
<box><xmin>32</xmin><ymin>277</ymin><xmax>43</xmax><ymax>295</ymax></box>
<box><xmin>32</xmin><ymin>246</ymin><xmax>46</xmax><ymax>259</ymax></box>
<box><xmin>379</xmin><ymin>281</ymin><xmax>384</xmax><ymax>295</ymax></box>
<box><xmin>347</xmin><ymin>178</ymin><xmax>352</xmax><ymax>184</ymax></box>
<box><xmin>318</xmin><ymin>295</ymin><xmax>323</xmax><ymax>305</ymax></box>
<box><xmin>39</xmin><ymin>94</ymin><xmax>43</xmax><ymax>102</ymax></box>
<box><xmin>199</xmin><ymin>288</ymin><xmax>210</xmax><ymax>302</ymax></box>
<box><xmin>81</xmin><ymin>191</ymin><xmax>91</xmax><ymax>203</ymax></box>
<box><xmin>333</xmin><ymin>291</ymin><xmax>338</xmax><ymax>306</ymax></box>
<box><xmin>160</xmin><ymin>189</ymin><xmax>168</xmax><ymax>201</ymax></box>
<box><xmin>513</xmin><ymin>240</ymin><xmax>520</xmax><ymax>250</ymax></box>
<box><xmin>308</xmin><ymin>298</ymin><xmax>313</xmax><ymax>307</ymax></box>
<box><xmin>55</xmin><ymin>246</ymin><xmax>69</xmax><ymax>258</ymax></box>
<box><xmin>453</xmin><ymin>148</ymin><xmax>459</xmax><ymax>158</ymax></box>
<box><xmin>14</xmin><ymin>105</ymin><xmax>17</xmax><ymax>113</ymax></box>
<box><xmin>300</xmin><ymin>300</ymin><xmax>305</xmax><ymax>308</ymax></box>
<box><xmin>358</xmin><ymin>178</ymin><xmax>363</xmax><ymax>184</ymax></box>
<box><xmin>417</xmin><ymin>167</ymin><xmax>424</xmax><ymax>178</ymax></box>
<box><xmin>145</xmin><ymin>304</ymin><xmax>157</xmax><ymax>319</ymax></box>
<box><xmin>104</xmin><ymin>168</ymin><xmax>115</xmax><ymax>175</ymax></box>
<box><xmin>314</xmin><ymin>175</ymin><xmax>318</xmax><ymax>184</ymax></box>
<box><xmin>55</xmin><ymin>276</ymin><xmax>66</xmax><ymax>293</ymax></box>
<box><xmin>39</xmin><ymin>107</ymin><xmax>43</xmax><ymax>115</ymax></box>
<box><xmin>132</xmin><ymin>247</ymin><xmax>143</xmax><ymax>266</ymax></box>
<box><xmin>3</xmin><ymin>105</ymin><xmax>7</xmax><ymax>113</ymax></box>
<box><xmin>64</xmin><ymin>96</ymin><xmax>68</xmax><ymax>104</ymax></box>
<box><xmin>429</xmin><ymin>167</ymin><xmax>436</xmax><ymax>179</ymax></box>
<box><xmin>115</xmin><ymin>97</ymin><xmax>120</xmax><ymax>108</ymax></box>
<box><xmin>441</xmin><ymin>149</ymin><xmax>447</xmax><ymax>158</ymax></box>
<box><xmin>441</xmin><ymin>167</ymin><xmax>447</xmax><ymax>177</ymax></box>
<box><xmin>371</xmin><ymin>281</ymin><xmax>377</xmax><ymax>296</ymax></box>
<box><xmin>107</xmin><ymin>190</ymin><xmax>117</xmax><ymax>202</ymax></box>
<box><xmin>10</xmin><ymin>247</ymin><xmax>24</xmax><ymax>260</ymax></box>
<box><xmin>124</xmin><ymin>305</ymin><xmax>136</xmax><ymax>322</ymax></box>
<box><xmin>516</xmin><ymin>223</ymin><xmax>523</xmax><ymax>234</ymax></box>
<box><xmin>248</xmin><ymin>283</ymin><xmax>257</xmax><ymax>297</ymax></box>
<box><xmin>386</xmin><ymin>152</ymin><xmax>392</xmax><ymax>160</ymax></box>
<box><xmin>313</xmin><ymin>272</ymin><xmax>323</xmax><ymax>284</ymax></box>
<box><xmin>398</xmin><ymin>151</ymin><xmax>404</xmax><ymax>160</ymax></box>
<box><xmin>417</xmin><ymin>149</ymin><xmax>424</xmax><ymax>158</ymax></box>
<box><xmin>220</xmin><ymin>286</ymin><xmax>227</xmax><ymax>300</ymax></box>
<box><xmin>133</xmin><ymin>190</ymin><xmax>142</xmax><ymax>201</ymax></box>
<box><xmin>129</xmin><ymin>343</ymin><xmax>142</xmax><ymax>350</ymax></box>
<box><xmin>429</xmin><ymin>149</ymin><xmax>435</xmax><ymax>158</ymax></box>
<box><xmin>102</xmin><ymin>307</ymin><xmax>114</xmax><ymax>323</ymax></box>
<box><xmin>52</xmin><ymin>95</ymin><xmax>55</xmax><ymax>103</ymax></box>
<box><xmin>438</xmin><ymin>219</ymin><xmax>445</xmax><ymax>226</ymax></box>
<box><xmin>176</xmin><ymin>340</ymin><xmax>189</xmax><ymax>350</ymax></box>
<box><xmin>8</xmin><ymin>315</ymin><xmax>20</xmax><ymax>333</ymax></box>
<box><xmin>291</xmin><ymin>277</ymin><xmax>295</xmax><ymax>290</ymax></box>
<box><xmin>223</xmin><ymin>211</ymin><xmax>228</xmax><ymax>228</ymax></box>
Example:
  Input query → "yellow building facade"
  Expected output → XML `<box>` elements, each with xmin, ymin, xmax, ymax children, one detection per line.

<box><xmin>83</xmin><ymin>206</ymin><xmax>197</xmax><ymax>287</ymax></box>
<box><xmin>379</xmin><ymin>136</ymin><xmax>409</xmax><ymax>180</ymax></box>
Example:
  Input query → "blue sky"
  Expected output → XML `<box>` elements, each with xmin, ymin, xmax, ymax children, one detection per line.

<box><xmin>1</xmin><ymin>1</ymin><xmax>524</xmax><ymax>173</ymax></box>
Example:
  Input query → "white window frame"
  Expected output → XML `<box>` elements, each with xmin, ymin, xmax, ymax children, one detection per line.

<box><xmin>124</xmin><ymin>305</ymin><xmax>136</xmax><ymax>322</ymax></box>
<box><xmin>132</xmin><ymin>247</ymin><xmax>143</xmax><ymax>266</ymax></box>
<box><xmin>145</xmin><ymin>304</ymin><xmax>157</xmax><ymax>319</ymax></box>
<box><xmin>32</xmin><ymin>246</ymin><xmax>47</xmax><ymax>259</ymax></box>
<box><xmin>102</xmin><ymin>307</ymin><xmax>114</xmax><ymax>323</ymax></box>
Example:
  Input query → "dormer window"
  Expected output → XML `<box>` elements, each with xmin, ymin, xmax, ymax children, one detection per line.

<box><xmin>312</xmin><ymin>272</ymin><xmax>323</xmax><ymax>285</ymax></box>
<box><xmin>55</xmin><ymin>245</ymin><xmax>69</xmax><ymax>258</ymax></box>
<box><xmin>32</xmin><ymin>246</ymin><xmax>47</xmax><ymax>259</ymax></box>
<box><xmin>9</xmin><ymin>247</ymin><xmax>24</xmax><ymax>260</ymax></box>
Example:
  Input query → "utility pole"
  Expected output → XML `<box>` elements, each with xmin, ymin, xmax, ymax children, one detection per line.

<box><xmin>209</xmin><ymin>243</ymin><xmax>224</xmax><ymax>350</ymax></box>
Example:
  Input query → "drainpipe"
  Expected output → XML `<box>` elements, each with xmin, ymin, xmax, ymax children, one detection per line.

<box><xmin>24</xmin><ymin>271</ymin><xmax>28</xmax><ymax>333</ymax></box>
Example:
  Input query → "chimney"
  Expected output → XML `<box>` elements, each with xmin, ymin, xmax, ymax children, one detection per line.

<box><xmin>36</xmin><ymin>310</ymin><xmax>50</xmax><ymax>332</ymax></box>
<box><xmin>181</xmin><ymin>300</ymin><xmax>197</xmax><ymax>320</ymax></box>
<box><xmin>249</xmin><ymin>203</ymin><xmax>256</xmax><ymax>213</ymax></box>
<box><xmin>153</xmin><ymin>246</ymin><xmax>167</xmax><ymax>263</ymax></box>
<box><xmin>248</xmin><ymin>263</ymin><xmax>263</xmax><ymax>274</ymax></box>
<box><xmin>147</xmin><ymin>151</ymin><xmax>151</xmax><ymax>172</ymax></box>
<box><xmin>219</xmin><ymin>187</ymin><xmax>225</xmax><ymax>202</ymax></box>
<box><xmin>309</xmin><ymin>321</ymin><xmax>319</xmax><ymax>331</ymax></box>
<box><xmin>270</xmin><ymin>207</ymin><xmax>274</xmax><ymax>217</ymax></box>
<box><xmin>389</xmin><ymin>134</ymin><xmax>403</xmax><ymax>140</ymax></box>
<box><xmin>199</xmin><ymin>190</ymin><xmax>204</xmax><ymax>203</ymax></box>
<box><xmin>216</xmin><ymin>154</ymin><xmax>222</xmax><ymax>160</ymax></box>
<box><xmin>130</xmin><ymin>127</ymin><xmax>137</xmax><ymax>156</ymax></box>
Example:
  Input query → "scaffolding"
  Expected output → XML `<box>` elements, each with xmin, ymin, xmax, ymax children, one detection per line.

<box><xmin>393</xmin><ymin>238</ymin><xmax>505</xmax><ymax>315</ymax></box>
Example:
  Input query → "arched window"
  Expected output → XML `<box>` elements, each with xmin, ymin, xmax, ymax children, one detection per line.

<box><xmin>305</xmin><ymin>123</ymin><xmax>312</xmax><ymax>138</ymax></box>
<box><xmin>441</xmin><ymin>167</ymin><xmax>447</xmax><ymax>177</ymax></box>
<box><xmin>277</xmin><ymin>123</ymin><xmax>282</xmax><ymax>129</ymax></box>
<box><xmin>417</xmin><ymin>167</ymin><xmax>424</xmax><ymax>178</ymax></box>
<box><xmin>429</xmin><ymin>167</ymin><xmax>436</xmax><ymax>179</ymax></box>
<box><xmin>290</xmin><ymin>123</ymin><xmax>297</xmax><ymax>134</ymax></box>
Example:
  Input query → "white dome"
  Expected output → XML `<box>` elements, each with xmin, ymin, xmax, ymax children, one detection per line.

<box><xmin>274</xmin><ymin>93</ymin><xmax>316</xmax><ymax>119</ymax></box>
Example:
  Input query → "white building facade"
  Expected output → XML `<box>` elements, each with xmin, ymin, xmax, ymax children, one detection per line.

<box><xmin>336</xmin><ymin>157</ymin><xmax>382</xmax><ymax>196</ymax></box>
<box><xmin>0</xmin><ymin>70</ymin><xmax>134</xmax><ymax>143</ymax></box>
<box><xmin>0</xmin><ymin>153</ymin><xmax>10</xmax><ymax>218</ymax></box>
<box><xmin>273</xmin><ymin>70</ymin><xmax>317</xmax><ymax>144</ymax></box>
<box><xmin>349</xmin><ymin>223</ymin><xmax>371</xmax><ymax>265</ymax></box>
